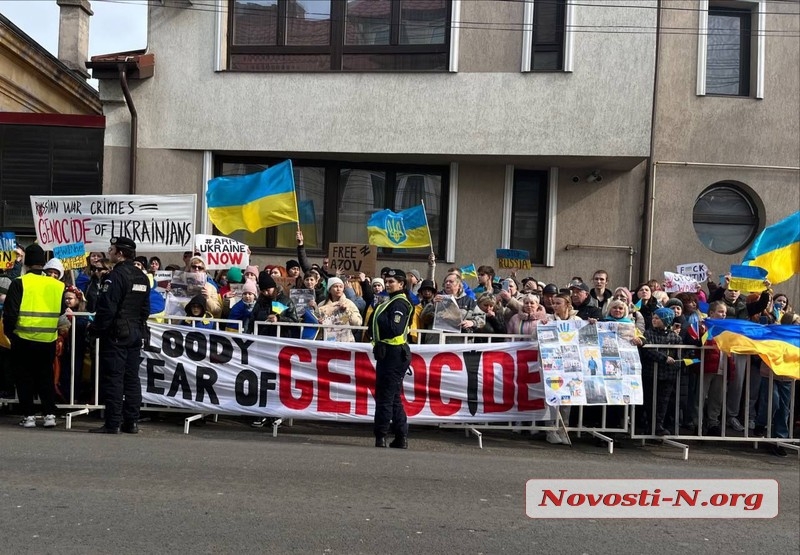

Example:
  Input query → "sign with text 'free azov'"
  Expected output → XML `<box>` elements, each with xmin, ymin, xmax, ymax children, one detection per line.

<box><xmin>327</xmin><ymin>243</ymin><xmax>377</xmax><ymax>277</ymax></box>
<box><xmin>30</xmin><ymin>195</ymin><xmax>197</xmax><ymax>252</ymax></box>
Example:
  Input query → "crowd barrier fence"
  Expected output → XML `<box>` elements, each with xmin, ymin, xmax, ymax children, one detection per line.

<box><xmin>2</xmin><ymin>317</ymin><xmax>797</xmax><ymax>459</ymax></box>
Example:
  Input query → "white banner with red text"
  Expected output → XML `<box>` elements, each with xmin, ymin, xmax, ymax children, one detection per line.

<box><xmin>140</xmin><ymin>324</ymin><xmax>553</xmax><ymax>423</ymax></box>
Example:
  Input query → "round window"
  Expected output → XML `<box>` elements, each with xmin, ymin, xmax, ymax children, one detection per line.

<box><xmin>692</xmin><ymin>184</ymin><xmax>759</xmax><ymax>254</ymax></box>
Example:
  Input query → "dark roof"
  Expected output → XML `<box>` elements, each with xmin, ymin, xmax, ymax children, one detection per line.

<box><xmin>86</xmin><ymin>50</ymin><xmax>155</xmax><ymax>80</ymax></box>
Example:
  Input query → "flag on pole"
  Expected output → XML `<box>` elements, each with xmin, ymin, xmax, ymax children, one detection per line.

<box><xmin>206</xmin><ymin>160</ymin><xmax>298</xmax><ymax>235</ymax></box>
<box><xmin>706</xmin><ymin>319</ymin><xmax>800</xmax><ymax>379</ymax></box>
<box><xmin>367</xmin><ymin>205</ymin><xmax>431</xmax><ymax>248</ymax></box>
<box><xmin>741</xmin><ymin>211</ymin><xmax>800</xmax><ymax>285</ymax></box>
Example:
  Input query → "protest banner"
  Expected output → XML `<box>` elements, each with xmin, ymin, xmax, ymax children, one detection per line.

<box><xmin>194</xmin><ymin>234</ymin><xmax>249</xmax><ymax>270</ymax></box>
<box><xmin>677</xmin><ymin>262</ymin><xmax>708</xmax><ymax>283</ymax></box>
<box><xmin>0</xmin><ymin>232</ymin><xmax>16</xmax><ymax>270</ymax></box>
<box><xmin>290</xmin><ymin>288</ymin><xmax>315</xmax><ymax>317</ymax></box>
<box><xmin>496</xmin><ymin>248</ymin><xmax>532</xmax><ymax>270</ymax></box>
<box><xmin>140</xmin><ymin>324</ymin><xmax>552</xmax><ymax>422</ymax></box>
<box><xmin>537</xmin><ymin>321</ymin><xmax>643</xmax><ymax>406</ymax></box>
<box><xmin>433</xmin><ymin>296</ymin><xmax>462</xmax><ymax>332</ymax></box>
<box><xmin>30</xmin><ymin>195</ymin><xmax>196</xmax><ymax>251</ymax></box>
<box><xmin>53</xmin><ymin>242</ymin><xmax>86</xmax><ymax>271</ymax></box>
<box><xmin>327</xmin><ymin>243</ymin><xmax>377</xmax><ymax>277</ymax></box>
<box><xmin>663</xmin><ymin>271</ymin><xmax>699</xmax><ymax>293</ymax></box>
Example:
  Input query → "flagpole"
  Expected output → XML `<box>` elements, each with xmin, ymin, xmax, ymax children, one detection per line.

<box><xmin>420</xmin><ymin>199</ymin><xmax>434</xmax><ymax>255</ymax></box>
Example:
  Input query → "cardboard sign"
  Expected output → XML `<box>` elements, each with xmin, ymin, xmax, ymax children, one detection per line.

<box><xmin>663</xmin><ymin>271</ymin><xmax>699</xmax><ymax>293</ymax></box>
<box><xmin>0</xmin><ymin>232</ymin><xmax>17</xmax><ymax>270</ymax></box>
<box><xmin>30</xmin><ymin>194</ymin><xmax>196</xmax><ymax>251</ymax></box>
<box><xmin>677</xmin><ymin>262</ymin><xmax>708</xmax><ymax>283</ymax></box>
<box><xmin>327</xmin><ymin>243</ymin><xmax>377</xmax><ymax>278</ymax></box>
<box><xmin>496</xmin><ymin>248</ymin><xmax>531</xmax><ymax>270</ymax></box>
<box><xmin>194</xmin><ymin>234</ymin><xmax>249</xmax><ymax>270</ymax></box>
<box><xmin>53</xmin><ymin>242</ymin><xmax>87</xmax><ymax>271</ymax></box>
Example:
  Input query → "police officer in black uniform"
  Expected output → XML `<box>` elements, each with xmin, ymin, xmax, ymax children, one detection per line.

<box><xmin>371</xmin><ymin>269</ymin><xmax>413</xmax><ymax>449</ymax></box>
<box><xmin>88</xmin><ymin>236</ymin><xmax>150</xmax><ymax>434</ymax></box>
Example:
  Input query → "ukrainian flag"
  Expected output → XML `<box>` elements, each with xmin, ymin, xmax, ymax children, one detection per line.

<box><xmin>367</xmin><ymin>205</ymin><xmax>430</xmax><ymax>248</ymax></box>
<box><xmin>706</xmin><ymin>319</ymin><xmax>800</xmax><ymax>379</ymax></box>
<box><xmin>742</xmin><ymin>211</ymin><xmax>800</xmax><ymax>285</ymax></box>
<box><xmin>728</xmin><ymin>264</ymin><xmax>768</xmax><ymax>292</ymax></box>
<box><xmin>206</xmin><ymin>160</ymin><xmax>298</xmax><ymax>235</ymax></box>
<box><xmin>460</xmin><ymin>263</ymin><xmax>478</xmax><ymax>278</ymax></box>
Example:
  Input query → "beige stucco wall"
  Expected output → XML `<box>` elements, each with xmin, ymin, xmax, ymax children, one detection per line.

<box><xmin>650</xmin><ymin>0</ymin><xmax>800</xmax><ymax>299</ymax></box>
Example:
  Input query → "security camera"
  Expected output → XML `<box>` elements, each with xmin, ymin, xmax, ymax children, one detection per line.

<box><xmin>586</xmin><ymin>171</ymin><xmax>603</xmax><ymax>183</ymax></box>
<box><xmin>571</xmin><ymin>175</ymin><xmax>580</xmax><ymax>183</ymax></box>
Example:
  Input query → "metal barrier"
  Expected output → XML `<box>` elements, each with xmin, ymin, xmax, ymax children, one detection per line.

<box><xmin>632</xmin><ymin>344</ymin><xmax>798</xmax><ymax>459</ymax></box>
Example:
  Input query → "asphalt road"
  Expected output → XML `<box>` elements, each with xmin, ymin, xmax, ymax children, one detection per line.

<box><xmin>1</xmin><ymin>414</ymin><xmax>798</xmax><ymax>554</ymax></box>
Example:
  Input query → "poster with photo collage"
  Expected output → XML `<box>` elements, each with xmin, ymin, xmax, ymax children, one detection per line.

<box><xmin>537</xmin><ymin>320</ymin><xmax>643</xmax><ymax>407</ymax></box>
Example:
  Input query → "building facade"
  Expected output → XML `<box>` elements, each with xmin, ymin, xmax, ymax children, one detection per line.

<box><xmin>94</xmin><ymin>0</ymin><xmax>798</xmax><ymax>294</ymax></box>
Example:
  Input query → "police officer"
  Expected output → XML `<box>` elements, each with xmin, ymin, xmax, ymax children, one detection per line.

<box><xmin>88</xmin><ymin>236</ymin><xmax>150</xmax><ymax>434</ymax></box>
<box><xmin>371</xmin><ymin>269</ymin><xmax>413</xmax><ymax>449</ymax></box>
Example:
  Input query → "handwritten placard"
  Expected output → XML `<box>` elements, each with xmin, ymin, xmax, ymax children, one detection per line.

<box><xmin>0</xmin><ymin>232</ymin><xmax>17</xmax><ymax>270</ymax></box>
<box><xmin>194</xmin><ymin>234</ymin><xmax>249</xmax><ymax>270</ymax></box>
<box><xmin>53</xmin><ymin>242</ymin><xmax>87</xmax><ymax>271</ymax></box>
<box><xmin>663</xmin><ymin>271</ymin><xmax>699</xmax><ymax>293</ymax></box>
<box><xmin>30</xmin><ymin>195</ymin><xmax>196</xmax><ymax>252</ymax></box>
<box><xmin>328</xmin><ymin>243</ymin><xmax>377</xmax><ymax>278</ymax></box>
<box><xmin>496</xmin><ymin>248</ymin><xmax>532</xmax><ymax>270</ymax></box>
<box><xmin>677</xmin><ymin>262</ymin><xmax>708</xmax><ymax>283</ymax></box>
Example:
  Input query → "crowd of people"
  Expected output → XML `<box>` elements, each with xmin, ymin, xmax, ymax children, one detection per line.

<box><xmin>0</xmin><ymin>232</ymin><xmax>797</xmax><ymax>455</ymax></box>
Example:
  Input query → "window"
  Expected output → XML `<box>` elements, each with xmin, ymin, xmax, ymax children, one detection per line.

<box><xmin>214</xmin><ymin>157</ymin><xmax>447</xmax><ymax>256</ymax></box>
<box><xmin>228</xmin><ymin>0</ymin><xmax>451</xmax><ymax>71</ymax></box>
<box><xmin>697</xmin><ymin>0</ymin><xmax>765</xmax><ymax>98</ymax></box>
<box><xmin>706</xmin><ymin>6</ymin><xmax>751</xmax><ymax>96</ymax></box>
<box><xmin>511</xmin><ymin>169</ymin><xmax>549</xmax><ymax>264</ymax></box>
<box><xmin>532</xmin><ymin>0</ymin><xmax>565</xmax><ymax>70</ymax></box>
<box><xmin>692</xmin><ymin>183</ymin><xmax>759</xmax><ymax>254</ymax></box>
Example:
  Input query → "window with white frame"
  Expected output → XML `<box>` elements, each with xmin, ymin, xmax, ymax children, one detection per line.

<box><xmin>697</xmin><ymin>0</ymin><xmax>765</xmax><ymax>98</ymax></box>
<box><xmin>521</xmin><ymin>0</ymin><xmax>574</xmax><ymax>72</ymax></box>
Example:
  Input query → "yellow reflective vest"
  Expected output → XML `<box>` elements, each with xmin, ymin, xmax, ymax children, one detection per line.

<box><xmin>15</xmin><ymin>273</ymin><xmax>64</xmax><ymax>343</ymax></box>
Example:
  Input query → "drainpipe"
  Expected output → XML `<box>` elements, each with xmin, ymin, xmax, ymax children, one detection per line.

<box><xmin>640</xmin><ymin>0</ymin><xmax>662</xmax><ymax>283</ymax></box>
<box><xmin>118</xmin><ymin>62</ymin><xmax>137</xmax><ymax>195</ymax></box>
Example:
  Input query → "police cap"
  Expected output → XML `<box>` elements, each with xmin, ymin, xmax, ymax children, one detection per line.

<box><xmin>386</xmin><ymin>269</ymin><xmax>406</xmax><ymax>282</ymax></box>
<box><xmin>110</xmin><ymin>236</ymin><xmax>137</xmax><ymax>250</ymax></box>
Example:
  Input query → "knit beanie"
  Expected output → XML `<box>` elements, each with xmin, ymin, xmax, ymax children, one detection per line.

<box><xmin>372</xmin><ymin>277</ymin><xmax>385</xmax><ymax>288</ymax></box>
<box><xmin>245</xmin><ymin>265</ymin><xmax>259</xmax><ymax>277</ymax></box>
<box><xmin>227</xmin><ymin>267</ymin><xmax>243</xmax><ymax>284</ymax></box>
<box><xmin>286</xmin><ymin>260</ymin><xmax>301</xmax><ymax>272</ymax></box>
<box><xmin>654</xmin><ymin>307</ymin><xmax>675</xmax><ymax>327</ymax></box>
<box><xmin>665</xmin><ymin>298</ymin><xmax>683</xmax><ymax>310</ymax></box>
<box><xmin>242</xmin><ymin>279</ymin><xmax>258</xmax><ymax>296</ymax></box>
<box><xmin>258</xmin><ymin>271</ymin><xmax>276</xmax><ymax>291</ymax></box>
<box><xmin>327</xmin><ymin>277</ymin><xmax>344</xmax><ymax>289</ymax></box>
<box><xmin>24</xmin><ymin>244</ymin><xmax>46</xmax><ymax>267</ymax></box>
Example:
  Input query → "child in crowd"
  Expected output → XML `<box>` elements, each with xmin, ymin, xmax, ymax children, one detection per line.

<box><xmin>227</xmin><ymin>280</ymin><xmax>258</xmax><ymax>332</ymax></box>
<box><xmin>183</xmin><ymin>295</ymin><xmax>215</xmax><ymax>330</ymax></box>
<box><xmin>641</xmin><ymin>307</ymin><xmax>683</xmax><ymax>435</ymax></box>
<box><xmin>696</xmin><ymin>301</ymin><xmax>733</xmax><ymax>436</ymax></box>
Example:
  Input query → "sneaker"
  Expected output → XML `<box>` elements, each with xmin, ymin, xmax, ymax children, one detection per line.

<box><xmin>546</xmin><ymin>431</ymin><xmax>563</xmax><ymax>444</ymax></box>
<box><xmin>727</xmin><ymin>417</ymin><xmax>745</xmax><ymax>432</ymax></box>
<box><xmin>655</xmin><ymin>426</ymin><xmax>669</xmax><ymax>436</ymax></box>
<box><xmin>19</xmin><ymin>416</ymin><xmax>36</xmax><ymax>428</ymax></box>
<box><xmin>748</xmin><ymin>419</ymin><xmax>756</xmax><ymax>430</ymax></box>
<box><xmin>558</xmin><ymin>430</ymin><xmax>570</xmax><ymax>444</ymax></box>
<box><xmin>706</xmin><ymin>425</ymin><xmax>722</xmax><ymax>437</ymax></box>
<box><xmin>753</xmin><ymin>424</ymin><xmax>767</xmax><ymax>437</ymax></box>
<box><xmin>251</xmin><ymin>418</ymin><xmax>269</xmax><ymax>428</ymax></box>
<box><xmin>43</xmin><ymin>414</ymin><xmax>57</xmax><ymax>428</ymax></box>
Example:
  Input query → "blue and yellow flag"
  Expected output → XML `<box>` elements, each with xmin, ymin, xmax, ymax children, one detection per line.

<box><xmin>206</xmin><ymin>160</ymin><xmax>298</xmax><ymax>235</ymax></box>
<box><xmin>706</xmin><ymin>319</ymin><xmax>800</xmax><ymax>379</ymax></box>
<box><xmin>460</xmin><ymin>264</ymin><xmax>477</xmax><ymax>278</ymax></box>
<box><xmin>367</xmin><ymin>205</ymin><xmax>430</xmax><ymax>248</ymax></box>
<box><xmin>728</xmin><ymin>264</ymin><xmax>768</xmax><ymax>292</ymax></box>
<box><xmin>742</xmin><ymin>211</ymin><xmax>800</xmax><ymax>285</ymax></box>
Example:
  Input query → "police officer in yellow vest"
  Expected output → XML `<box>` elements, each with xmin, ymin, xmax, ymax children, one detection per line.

<box><xmin>88</xmin><ymin>236</ymin><xmax>150</xmax><ymax>434</ymax></box>
<box><xmin>2</xmin><ymin>244</ymin><xmax>65</xmax><ymax>429</ymax></box>
<box><xmin>371</xmin><ymin>269</ymin><xmax>413</xmax><ymax>448</ymax></box>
